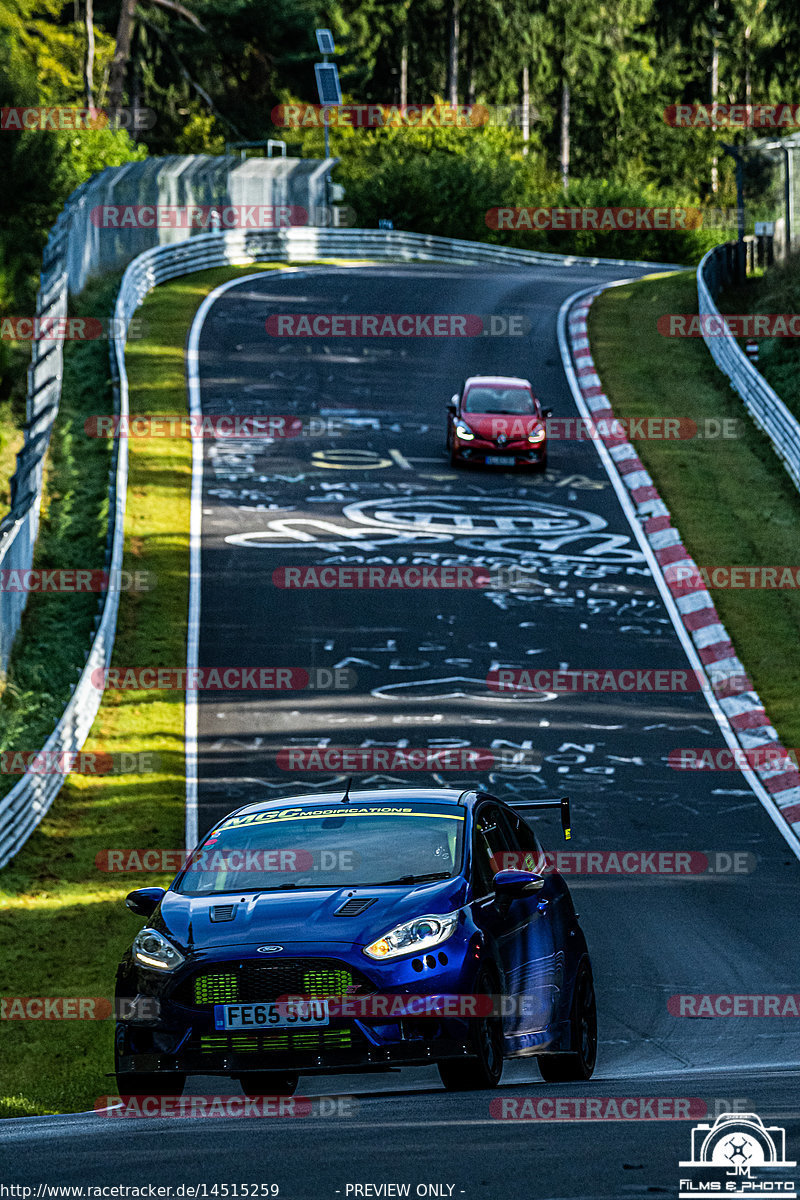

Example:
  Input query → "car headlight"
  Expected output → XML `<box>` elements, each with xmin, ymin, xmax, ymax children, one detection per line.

<box><xmin>455</xmin><ymin>423</ymin><xmax>474</xmax><ymax>441</ymax></box>
<box><xmin>363</xmin><ymin>913</ymin><xmax>459</xmax><ymax>961</ymax></box>
<box><xmin>527</xmin><ymin>427</ymin><xmax>546</xmax><ymax>445</ymax></box>
<box><xmin>132</xmin><ymin>928</ymin><xmax>186</xmax><ymax>972</ymax></box>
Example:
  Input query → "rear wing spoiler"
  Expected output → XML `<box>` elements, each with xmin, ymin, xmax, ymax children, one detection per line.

<box><xmin>506</xmin><ymin>795</ymin><xmax>571</xmax><ymax>841</ymax></box>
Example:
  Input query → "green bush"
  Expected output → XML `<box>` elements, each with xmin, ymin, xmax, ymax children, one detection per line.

<box><xmin>335</xmin><ymin>125</ymin><xmax>727</xmax><ymax>264</ymax></box>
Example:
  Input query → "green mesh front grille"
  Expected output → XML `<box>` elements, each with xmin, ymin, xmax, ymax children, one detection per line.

<box><xmin>199</xmin><ymin>1027</ymin><xmax>352</xmax><ymax>1056</ymax></box>
<box><xmin>301</xmin><ymin>970</ymin><xmax>351</xmax><ymax>997</ymax></box>
<box><xmin>185</xmin><ymin>961</ymin><xmax>362</xmax><ymax>1009</ymax></box>
<box><xmin>199</xmin><ymin>1028</ymin><xmax>352</xmax><ymax>1055</ymax></box>
<box><xmin>194</xmin><ymin>973</ymin><xmax>238</xmax><ymax>1005</ymax></box>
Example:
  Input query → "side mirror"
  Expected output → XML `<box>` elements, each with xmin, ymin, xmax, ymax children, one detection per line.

<box><xmin>447</xmin><ymin>396</ymin><xmax>458</xmax><ymax>410</ymax></box>
<box><xmin>493</xmin><ymin>870</ymin><xmax>545</xmax><ymax>898</ymax></box>
<box><xmin>542</xmin><ymin>407</ymin><xmax>553</xmax><ymax>418</ymax></box>
<box><xmin>125</xmin><ymin>887</ymin><xmax>166</xmax><ymax>918</ymax></box>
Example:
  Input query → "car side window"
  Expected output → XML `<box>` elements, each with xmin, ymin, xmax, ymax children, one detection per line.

<box><xmin>471</xmin><ymin>805</ymin><xmax>517</xmax><ymax>895</ymax></box>
<box><xmin>502</xmin><ymin>810</ymin><xmax>545</xmax><ymax>873</ymax></box>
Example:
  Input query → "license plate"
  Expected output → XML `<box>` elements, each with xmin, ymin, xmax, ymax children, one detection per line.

<box><xmin>213</xmin><ymin>1000</ymin><xmax>330</xmax><ymax>1031</ymax></box>
<box><xmin>486</xmin><ymin>455</ymin><xmax>515</xmax><ymax>466</ymax></box>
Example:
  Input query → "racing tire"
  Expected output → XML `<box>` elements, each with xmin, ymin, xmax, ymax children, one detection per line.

<box><xmin>537</xmin><ymin>961</ymin><xmax>597</xmax><ymax>1082</ymax></box>
<box><xmin>238</xmin><ymin>1073</ymin><xmax>299</xmax><ymax>1098</ymax></box>
<box><xmin>449</xmin><ymin>445</ymin><xmax>460</xmax><ymax>468</ymax></box>
<box><xmin>115</xmin><ymin>1072</ymin><xmax>186</xmax><ymax>1099</ymax></box>
<box><xmin>437</xmin><ymin>969</ymin><xmax>504</xmax><ymax>1091</ymax></box>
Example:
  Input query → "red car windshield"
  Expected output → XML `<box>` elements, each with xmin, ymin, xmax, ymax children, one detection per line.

<box><xmin>463</xmin><ymin>386</ymin><xmax>536</xmax><ymax>414</ymax></box>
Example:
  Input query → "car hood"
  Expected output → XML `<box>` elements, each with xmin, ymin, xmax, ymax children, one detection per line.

<box><xmin>157</xmin><ymin>878</ymin><xmax>468</xmax><ymax>951</ymax></box>
<box><xmin>459</xmin><ymin>413</ymin><xmax>542</xmax><ymax>440</ymax></box>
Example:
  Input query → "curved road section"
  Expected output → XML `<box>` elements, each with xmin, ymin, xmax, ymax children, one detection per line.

<box><xmin>2</xmin><ymin>258</ymin><xmax>799</xmax><ymax>1194</ymax></box>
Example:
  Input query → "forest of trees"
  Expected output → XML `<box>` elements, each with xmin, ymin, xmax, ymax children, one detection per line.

<box><xmin>0</xmin><ymin>0</ymin><xmax>796</xmax><ymax>398</ymax></box>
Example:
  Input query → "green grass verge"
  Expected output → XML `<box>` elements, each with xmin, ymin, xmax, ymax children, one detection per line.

<box><xmin>0</xmin><ymin>397</ymin><xmax>23</xmax><ymax>512</ymax></box>
<box><xmin>589</xmin><ymin>270</ymin><xmax>800</xmax><ymax>749</ymax></box>
<box><xmin>0</xmin><ymin>261</ymin><xmax>282</xmax><ymax>1117</ymax></box>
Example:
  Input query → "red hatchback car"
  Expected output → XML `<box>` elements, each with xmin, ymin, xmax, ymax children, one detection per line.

<box><xmin>446</xmin><ymin>375</ymin><xmax>551</xmax><ymax>470</ymax></box>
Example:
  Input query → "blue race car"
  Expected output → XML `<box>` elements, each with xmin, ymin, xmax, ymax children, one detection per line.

<box><xmin>115</xmin><ymin>787</ymin><xmax>596</xmax><ymax>1096</ymax></box>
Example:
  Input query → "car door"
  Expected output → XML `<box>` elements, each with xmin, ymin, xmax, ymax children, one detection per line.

<box><xmin>501</xmin><ymin>809</ymin><xmax>558</xmax><ymax>1043</ymax></box>
<box><xmin>469</xmin><ymin>804</ymin><xmax>550</xmax><ymax>1044</ymax></box>
<box><xmin>469</xmin><ymin>804</ymin><xmax>556</xmax><ymax>1049</ymax></box>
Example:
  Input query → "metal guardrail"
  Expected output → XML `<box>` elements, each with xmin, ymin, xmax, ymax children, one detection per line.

<box><xmin>0</xmin><ymin>221</ymin><xmax>685</xmax><ymax>869</ymax></box>
<box><xmin>697</xmin><ymin>243</ymin><xmax>800</xmax><ymax>492</ymax></box>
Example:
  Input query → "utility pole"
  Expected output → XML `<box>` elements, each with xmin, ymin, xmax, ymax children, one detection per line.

<box><xmin>400</xmin><ymin>37</ymin><xmax>407</xmax><ymax>109</ymax></box>
<box><xmin>447</xmin><ymin>0</ymin><xmax>460</xmax><ymax>107</ymax></box>
<box><xmin>710</xmin><ymin>0</ymin><xmax>720</xmax><ymax>192</ymax></box>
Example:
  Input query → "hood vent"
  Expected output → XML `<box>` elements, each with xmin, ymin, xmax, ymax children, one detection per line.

<box><xmin>335</xmin><ymin>897</ymin><xmax>377</xmax><ymax>917</ymax></box>
<box><xmin>210</xmin><ymin>904</ymin><xmax>236</xmax><ymax>922</ymax></box>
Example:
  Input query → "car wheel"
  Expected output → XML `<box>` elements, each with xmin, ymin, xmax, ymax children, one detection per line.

<box><xmin>238</xmin><ymin>1073</ymin><xmax>299</xmax><ymax>1097</ymax></box>
<box><xmin>437</xmin><ymin>969</ymin><xmax>504</xmax><ymax>1091</ymax></box>
<box><xmin>537</xmin><ymin>960</ymin><xmax>597</xmax><ymax>1082</ymax></box>
<box><xmin>115</xmin><ymin>1072</ymin><xmax>186</xmax><ymax>1099</ymax></box>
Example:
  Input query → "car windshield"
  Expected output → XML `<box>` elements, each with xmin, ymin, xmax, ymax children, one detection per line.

<box><xmin>173</xmin><ymin>803</ymin><xmax>466</xmax><ymax>895</ymax></box>
<box><xmin>463</xmin><ymin>386</ymin><xmax>535</xmax><ymax>414</ymax></box>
